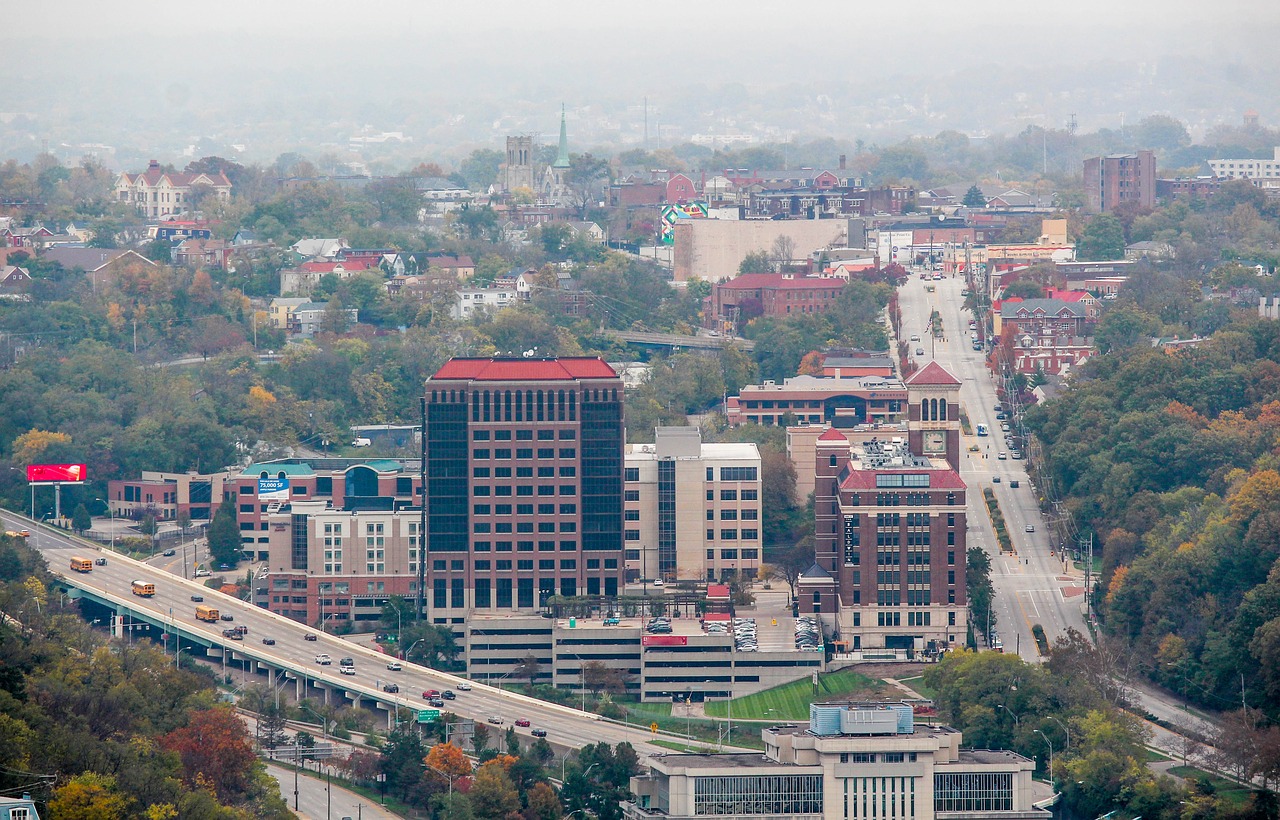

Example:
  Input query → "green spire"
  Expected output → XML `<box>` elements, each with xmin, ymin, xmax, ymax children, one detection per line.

<box><xmin>553</xmin><ymin>105</ymin><xmax>570</xmax><ymax>169</ymax></box>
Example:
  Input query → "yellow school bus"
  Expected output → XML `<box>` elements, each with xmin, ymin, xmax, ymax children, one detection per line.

<box><xmin>70</xmin><ymin>556</ymin><xmax>93</xmax><ymax>573</ymax></box>
<box><xmin>131</xmin><ymin>580</ymin><xmax>156</xmax><ymax>597</ymax></box>
<box><xmin>195</xmin><ymin>604</ymin><xmax>220</xmax><ymax>622</ymax></box>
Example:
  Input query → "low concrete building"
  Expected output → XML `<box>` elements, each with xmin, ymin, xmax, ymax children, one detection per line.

<box><xmin>626</xmin><ymin>702</ymin><xmax>1047</xmax><ymax>820</ymax></box>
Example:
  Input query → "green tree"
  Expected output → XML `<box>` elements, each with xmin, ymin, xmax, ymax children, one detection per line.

<box><xmin>738</xmin><ymin>250</ymin><xmax>772</xmax><ymax>274</ymax></box>
<box><xmin>1076</xmin><ymin>213</ymin><xmax>1126</xmax><ymax>261</ymax></box>
<box><xmin>207</xmin><ymin>498</ymin><xmax>241</xmax><ymax>568</ymax></box>
<box><xmin>48</xmin><ymin>772</ymin><xmax>129</xmax><ymax>820</ymax></box>
<box><xmin>71</xmin><ymin>502</ymin><xmax>92</xmax><ymax>534</ymax></box>
<box><xmin>962</xmin><ymin>185</ymin><xmax>986</xmax><ymax>208</ymax></box>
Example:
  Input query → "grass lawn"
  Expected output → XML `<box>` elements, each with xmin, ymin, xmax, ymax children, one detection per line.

<box><xmin>704</xmin><ymin>668</ymin><xmax>892</xmax><ymax>720</ymax></box>
<box><xmin>1144</xmin><ymin>748</ymin><xmax>1170</xmax><ymax>762</ymax></box>
<box><xmin>897</xmin><ymin>675</ymin><xmax>937</xmax><ymax>699</ymax></box>
<box><xmin>651</xmin><ymin>739</ymin><xmax>718</xmax><ymax>754</ymax></box>
<box><xmin>1167</xmin><ymin>766</ymin><xmax>1255</xmax><ymax>806</ymax></box>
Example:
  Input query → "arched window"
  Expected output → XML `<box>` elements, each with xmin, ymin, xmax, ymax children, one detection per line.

<box><xmin>920</xmin><ymin>399</ymin><xmax>929</xmax><ymax>421</ymax></box>
<box><xmin>939</xmin><ymin>398</ymin><xmax>947</xmax><ymax>421</ymax></box>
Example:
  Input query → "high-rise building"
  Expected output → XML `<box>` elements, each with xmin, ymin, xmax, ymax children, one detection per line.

<box><xmin>424</xmin><ymin>357</ymin><xmax>626</xmax><ymax>612</ymax></box>
<box><xmin>1083</xmin><ymin>150</ymin><xmax>1155</xmax><ymax>213</ymax></box>
<box><xmin>805</xmin><ymin>362</ymin><xmax>967</xmax><ymax>656</ymax></box>
<box><xmin>623</xmin><ymin>427</ymin><xmax>763</xmax><ymax>583</ymax></box>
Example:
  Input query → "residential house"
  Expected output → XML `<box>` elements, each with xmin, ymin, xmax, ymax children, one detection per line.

<box><xmin>0</xmin><ymin>224</ymin><xmax>53</xmax><ymax>248</ymax></box>
<box><xmin>151</xmin><ymin>220</ymin><xmax>213</xmax><ymax>242</ymax></box>
<box><xmin>39</xmin><ymin>247</ymin><xmax>157</xmax><ymax>290</ymax></box>
<box><xmin>115</xmin><ymin>160</ymin><xmax>232</xmax><ymax>219</ymax></box>
<box><xmin>172</xmin><ymin>238</ymin><xmax>231</xmax><ymax>269</ymax></box>
<box><xmin>665</xmin><ymin>173</ymin><xmax>698</xmax><ymax>203</ymax></box>
<box><xmin>451</xmin><ymin>287</ymin><xmax>519</xmax><ymax>319</ymax></box>
<box><xmin>290</xmin><ymin>238</ymin><xmax>348</xmax><ymax>260</ymax></box>
<box><xmin>268</xmin><ymin>297</ymin><xmax>311</xmax><ymax>330</ymax></box>
<box><xmin>287</xmin><ymin>301</ymin><xmax>358</xmax><ymax>337</ymax></box>
<box><xmin>279</xmin><ymin>260</ymin><xmax>371</xmax><ymax>296</ymax></box>
<box><xmin>568</xmin><ymin>221</ymin><xmax>605</xmax><ymax>242</ymax></box>
<box><xmin>421</xmin><ymin>253</ymin><xmax>476</xmax><ymax>279</ymax></box>
<box><xmin>0</xmin><ymin>265</ymin><xmax>32</xmax><ymax>297</ymax></box>
<box><xmin>232</xmin><ymin>228</ymin><xmax>258</xmax><ymax>245</ymax></box>
<box><xmin>1125</xmin><ymin>240</ymin><xmax>1175</xmax><ymax>261</ymax></box>
<box><xmin>0</xmin><ymin>794</ymin><xmax>42</xmax><ymax>819</ymax></box>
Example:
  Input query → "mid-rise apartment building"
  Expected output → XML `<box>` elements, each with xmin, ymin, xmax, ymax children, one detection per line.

<box><xmin>1083</xmin><ymin>151</ymin><xmax>1155</xmax><ymax>213</ymax></box>
<box><xmin>1208</xmin><ymin>147</ymin><xmax>1280</xmax><ymax>180</ymax></box>
<box><xmin>805</xmin><ymin>363</ymin><xmax>967</xmax><ymax>657</ymax></box>
<box><xmin>626</xmin><ymin>702</ymin><xmax>1047</xmax><ymax>820</ymax></box>
<box><xmin>623</xmin><ymin>427</ymin><xmax>762</xmax><ymax>583</ymax></box>
<box><xmin>726</xmin><ymin>375</ymin><xmax>908</xmax><ymax>428</ymax></box>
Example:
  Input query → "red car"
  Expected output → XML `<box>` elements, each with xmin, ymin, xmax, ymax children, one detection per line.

<box><xmin>515</xmin><ymin>718</ymin><xmax>531</xmax><ymax>727</ymax></box>
<box><xmin>423</xmin><ymin>690</ymin><xmax>441</xmax><ymax>699</ymax></box>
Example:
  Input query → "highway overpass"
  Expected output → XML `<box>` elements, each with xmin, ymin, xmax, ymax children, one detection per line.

<box><xmin>0</xmin><ymin>508</ymin><xmax>692</xmax><ymax>759</ymax></box>
<box><xmin>606</xmin><ymin>330</ymin><xmax>755</xmax><ymax>352</ymax></box>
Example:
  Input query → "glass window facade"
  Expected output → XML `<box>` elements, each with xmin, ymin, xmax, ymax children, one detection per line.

<box><xmin>692</xmin><ymin>774</ymin><xmax>822</xmax><ymax>816</ymax></box>
<box><xmin>933</xmin><ymin>772</ymin><xmax>1013</xmax><ymax>813</ymax></box>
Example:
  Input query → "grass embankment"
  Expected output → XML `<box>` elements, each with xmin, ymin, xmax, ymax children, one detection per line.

<box><xmin>983</xmin><ymin>487</ymin><xmax>1014</xmax><ymax>553</ymax></box>
<box><xmin>703</xmin><ymin>669</ymin><xmax>893</xmax><ymax>721</ymax></box>
<box><xmin>1167</xmin><ymin>767</ymin><xmax>1255</xmax><ymax>806</ymax></box>
<box><xmin>897</xmin><ymin>675</ymin><xmax>937</xmax><ymax>699</ymax></box>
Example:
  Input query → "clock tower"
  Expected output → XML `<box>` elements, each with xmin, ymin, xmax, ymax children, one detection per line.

<box><xmin>905</xmin><ymin>361</ymin><xmax>962</xmax><ymax>471</ymax></box>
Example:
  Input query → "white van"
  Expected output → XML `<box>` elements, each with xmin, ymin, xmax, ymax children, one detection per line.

<box><xmin>352</xmin><ymin>437</ymin><xmax>372</xmax><ymax>447</ymax></box>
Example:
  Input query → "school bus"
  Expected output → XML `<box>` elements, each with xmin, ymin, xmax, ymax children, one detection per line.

<box><xmin>195</xmin><ymin>604</ymin><xmax>220</xmax><ymax>622</ymax></box>
<box><xmin>131</xmin><ymin>580</ymin><xmax>156</xmax><ymax>597</ymax></box>
<box><xmin>70</xmin><ymin>556</ymin><xmax>93</xmax><ymax>573</ymax></box>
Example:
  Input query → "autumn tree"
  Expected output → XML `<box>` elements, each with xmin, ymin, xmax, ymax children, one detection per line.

<box><xmin>159</xmin><ymin>706</ymin><xmax>258</xmax><ymax>800</ymax></box>
<box><xmin>425</xmin><ymin>741</ymin><xmax>473</xmax><ymax>778</ymax></box>
<box><xmin>468</xmin><ymin>758</ymin><xmax>522</xmax><ymax>820</ymax></box>
<box><xmin>48</xmin><ymin>772</ymin><xmax>129</xmax><ymax>820</ymax></box>
<box><xmin>526</xmin><ymin>781</ymin><xmax>562</xmax><ymax>820</ymax></box>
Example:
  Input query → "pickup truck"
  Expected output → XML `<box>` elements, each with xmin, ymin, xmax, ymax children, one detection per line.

<box><xmin>603</xmin><ymin>617</ymin><xmax>620</xmax><ymax>626</ymax></box>
<box><xmin>315</xmin><ymin>654</ymin><xmax>332</xmax><ymax>665</ymax></box>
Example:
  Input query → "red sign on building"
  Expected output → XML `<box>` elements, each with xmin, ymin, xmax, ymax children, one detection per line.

<box><xmin>27</xmin><ymin>464</ymin><xmax>88</xmax><ymax>483</ymax></box>
<box><xmin>641</xmin><ymin>635</ymin><xmax>688</xmax><ymax>647</ymax></box>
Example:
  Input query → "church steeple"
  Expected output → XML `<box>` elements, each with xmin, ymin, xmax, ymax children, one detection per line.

<box><xmin>553</xmin><ymin>105</ymin><xmax>570</xmax><ymax>169</ymax></box>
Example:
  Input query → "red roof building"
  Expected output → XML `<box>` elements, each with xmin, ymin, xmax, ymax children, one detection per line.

<box><xmin>431</xmin><ymin>357</ymin><xmax>618</xmax><ymax>381</ymax></box>
<box><xmin>708</xmin><ymin>273</ymin><xmax>847</xmax><ymax>331</ymax></box>
<box><xmin>115</xmin><ymin>160</ymin><xmax>233</xmax><ymax>219</ymax></box>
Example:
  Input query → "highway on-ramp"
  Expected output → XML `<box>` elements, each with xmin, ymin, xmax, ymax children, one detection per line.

<box><xmin>1</xmin><ymin>508</ymin><xmax>687</xmax><ymax>760</ymax></box>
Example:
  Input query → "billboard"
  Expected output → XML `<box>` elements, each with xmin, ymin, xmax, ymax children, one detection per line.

<box><xmin>27</xmin><ymin>464</ymin><xmax>87</xmax><ymax>484</ymax></box>
<box><xmin>257</xmin><ymin>477</ymin><xmax>290</xmax><ymax>501</ymax></box>
<box><xmin>641</xmin><ymin>635</ymin><xmax>688</xmax><ymax>647</ymax></box>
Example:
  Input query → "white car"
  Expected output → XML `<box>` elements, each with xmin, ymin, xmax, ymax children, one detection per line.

<box><xmin>386</xmin><ymin>661</ymin><xmax>403</xmax><ymax>671</ymax></box>
<box><xmin>340</xmin><ymin>665</ymin><xmax>356</xmax><ymax>675</ymax></box>
<box><xmin>314</xmin><ymin>654</ymin><xmax>332</xmax><ymax>665</ymax></box>
<box><xmin>457</xmin><ymin>682</ymin><xmax>473</xmax><ymax>691</ymax></box>
<box><xmin>1025</xmin><ymin>524</ymin><xmax>1035</xmax><ymax>532</ymax></box>
<box><xmin>910</xmin><ymin>334</ymin><xmax>920</xmax><ymax>342</ymax></box>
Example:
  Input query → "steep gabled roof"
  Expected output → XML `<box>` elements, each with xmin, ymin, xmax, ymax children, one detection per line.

<box><xmin>903</xmin><ymin>361</ymin><xmax>960</xmax><ymax>387</ymax></box>
<box><xmin>817</xmin><ymin>427</ymin><xmax>849</xmax><ymax>443</ymax></box>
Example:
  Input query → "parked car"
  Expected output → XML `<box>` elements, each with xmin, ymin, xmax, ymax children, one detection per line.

<box><xmin>603</xmin><ymin>617</ymin><xmax>620</xmax><ymax>626</ymax></box>
<box><xmin>262</xmin><ymin>637</ymin><xmax>276</xmax><ymax>645</ymax></box>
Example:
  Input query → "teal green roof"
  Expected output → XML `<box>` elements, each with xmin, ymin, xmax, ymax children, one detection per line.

<box><xmin>243</xmin><ymin>462</ymin><xmax>315</xmax><ymax>477</ymax></box>
<box><xmin>553</xmin><ymin>105</ymin><xmax>570</xmax><ymax>169</ymax></box>
<box><xmin>357</xmin><ymin>460</ymin><xmax>404</xmax><ymax>473</ymax></box>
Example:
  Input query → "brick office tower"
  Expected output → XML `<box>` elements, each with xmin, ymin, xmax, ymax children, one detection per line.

<box><xmin>425</xmin><ymin>357</ymin><xmax>626</xmax><ymax>617</ymax></box>
<box><xmin>806</xmin><ymin>362</ymin><xmax>967</xmax><ymax>655</ymax></box>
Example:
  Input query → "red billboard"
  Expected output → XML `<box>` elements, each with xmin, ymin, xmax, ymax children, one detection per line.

<box><xmin>641</xmin><ymin>635</ymin><xmax>688</xmax><ymax>647</ymax></box>
<box><xmin>27</xmin><ymin>464</ymin><xmax>88</xmax><ymax>483</ymax></box>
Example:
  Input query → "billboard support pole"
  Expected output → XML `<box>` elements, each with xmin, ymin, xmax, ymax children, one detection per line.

<box><xmin>55</xmin><ymin>482</ymin><xmax>61</xmax><ymax>522</ymax></box>
<box><xmin>417</xmin><ymin>396</ymin><xmax>426</xmax><ymax>623</ymax></box>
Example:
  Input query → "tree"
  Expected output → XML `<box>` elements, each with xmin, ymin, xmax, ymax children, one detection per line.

<box><xmin>469</xmin><ymin>759</ymin><xmax>522</xmax><ymax>820</ymax></box>
<box><xmin>582</xmin><ymin>660</ymin><xmax>626</xmax><ymax>696</ymax></box>
<box><xmin>378</xmin><ymin>728</ymin><xmax>427</xmax><ymax>801</ymax></box>
<box><xmin>158</xmin><ymin>706</ymin><xmax>258</xmax><ymax>800</ymax></box>
<box><xmin>71</xmin><ymin>502</ymin><xmax>92</xmax><ymax>534</ymax></box>
<box><xmin>48</xmin><ymin>772</ymin><xmax>129</xmax><ymax>820</ymax></box>
<box><xmin>258</xmin><ymin>701</ymin><xmax>287</xmax><ymax>750</ymax></box>
<box><xmin>739</xmin><ymin>249</ymin><xmax>772</xmax><ymax>274</ymax></box>
<box><xmin>565</xmin><ymin>153</ymin><xmax>610</xmax><ymax>218</ymax></box>
<box><xmin>513</xmin><ymin>653</ymin><xmax>541</xmax><ymax>688</ymax></box>
<box><xmin>963</xmin><ymin>185</ymin><xmax>987</xmax><ymax>208</ymax></box>
<box><xmin>207</xmin><ymin>498</ymin><xmax>241</xmax><ymax>568</ymax></box>
<box><xmin>525</xmin><ymin>781</ymin><xmax>562</xmax><ymax>820</ymax></box>
<box><xmin>1077</xmin><ymin>213</ymin><xmax>1126</xmax><ymax>261</ymax></box>
<box><xmin>425</xmin><ymin>741</ymin><xmax>472</xmax><ymax>778</ymax></box>
<box><xmin>774</xmin><ymin>540</ymin><xmax>814</xmax><ymax>601</ymax></box>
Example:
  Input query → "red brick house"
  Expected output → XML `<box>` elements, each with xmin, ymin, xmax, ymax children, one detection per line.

<box><xmin>707</xmin><ymin>273</ymin><xmax>846</xmax><ymax>330</ymax></box>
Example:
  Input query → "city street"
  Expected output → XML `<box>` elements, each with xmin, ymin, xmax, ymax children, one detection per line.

<box><xmin>264</xmin><ymin>761</ymin><xmax>397</xmax><ymax>820</ymax></box>
<box><xmin>896</xmin><ymin>272</ymin><xmax>1088</xmax><ymax>662</ymax></box>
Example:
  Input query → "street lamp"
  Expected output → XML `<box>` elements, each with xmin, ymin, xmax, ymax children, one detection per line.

<box><xmin>404</xmin><ymin>637</ymin><xmax>426</xmax><ymax>664</ymax></box>
<box><xmin>1045</xmin><ymin>715</ymin><xmax>1070</xmax><ymax>753</ymax></box>
<box><xmin>1033</xmin><ymin>728</ymin><xmax>1054</xmax><ymax>783</ymax></box>
<box><xmin>997</xmin><ymin>704</ymin><xmax>1020</xmax><ymax>727</ymax></box>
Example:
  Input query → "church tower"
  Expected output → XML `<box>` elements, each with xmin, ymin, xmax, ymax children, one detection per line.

<box><xmin>502</xmin><ymin>135</ymin><xmax>534</xmax><ymax>193</ymax></box>
<box><xmin>542</xmin><ymin>106</ymin><xmax>572</xmax><ymax>206</ymax></box>
<box><xmin>904</xmin><ymin>361</ymin><xmax>962</xmax><ymax>471</ymax></box>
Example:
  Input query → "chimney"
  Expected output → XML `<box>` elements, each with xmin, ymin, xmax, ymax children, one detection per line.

<box><xmin>839</xmin><ymin>154</ymin><xmax>847</xmax><ymax>170</ymax></box>
<box><xmin>148</xmin><ymin>159</ymin><xmax>160</xmax><ymax>170</ymax></box>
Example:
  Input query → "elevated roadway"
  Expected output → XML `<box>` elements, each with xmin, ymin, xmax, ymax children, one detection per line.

<box><xmin>607</xmin><ymin>330</ymin><xmax>754</xmax><ymax>352</ymax></box>
<box><xmin>1</xmin><ymin>508</ymin><xmax>685</xmax><ymax>759</ymax></box>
